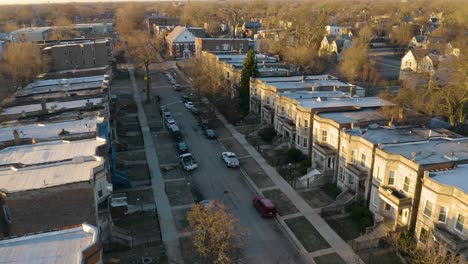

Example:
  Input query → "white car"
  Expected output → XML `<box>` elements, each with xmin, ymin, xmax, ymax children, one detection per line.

<box><xmin>184</xmin><ymin>101</ymin><xmax>194</xmax><ymax>109</ymax></box>
<box><xmin>165</xmin><ymin>117</ymin><xmax>176</xmax><ymax>127</ymax></box>
<box><xmin>221</xmin><ymin>152</ymin><xmax>240</xmax><ymax>168</ymax></box>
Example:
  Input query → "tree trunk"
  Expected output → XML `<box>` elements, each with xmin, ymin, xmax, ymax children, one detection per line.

<box><xmin>145</xmin><ymin>63</ymin><xmax>150</xmax><ymax>103</ymax></box>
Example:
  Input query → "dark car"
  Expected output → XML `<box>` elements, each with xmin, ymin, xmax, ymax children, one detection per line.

<box><xmin>181</xmin><ymin>95</ymin><xmax>191</xmax><ymax>103</ymax></box>
<box><xmin>169</xmin><ymin>125</ymin><xmax>183</xmax><ymax>142</ymax></box>
<box><xmin>205</xmin><ymin>129</ymin><xmax>216</xmax><ymax>139</ymax></box>
<box><xmin>177</xmin><ymin>142</ymin><xmax>189</xmax><ymax>154</ymax></box>
<box><xmin>199</xmin><ymin>119</ymin><xmax>209</xmax><ymax>130</ymax></box>
<box><xmin>189</xmin><ymin>107</ymin><xmax>199</xmax><ymax>115</ymax></box>
<box><xmin>253</xmin><ymin>197</ymin><xmax>277</xmax><ymax>218</ymax></box>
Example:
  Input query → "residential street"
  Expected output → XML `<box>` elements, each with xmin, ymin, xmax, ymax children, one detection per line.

<box><xmin>149</xmin><ymin>68</ymin><xmax>307</xmax><ymax>264</ymax></box>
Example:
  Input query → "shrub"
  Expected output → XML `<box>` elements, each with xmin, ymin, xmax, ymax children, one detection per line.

<box><xmin>321</xmin><ymin>182</ymin><xmax>340</xmax><ymax>198</ymax></box>
<box><xmin>286</xmin><ymin>148</ymin><xmax>306</xmax><ymax>163</ymax></box>
<box><xmin>258</xmin><ymin>127</ymin><xmax>276</xmax><ymax>143</ymax></box>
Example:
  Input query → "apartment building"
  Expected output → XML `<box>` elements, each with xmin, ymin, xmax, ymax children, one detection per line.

<box><xmin>0</xmin><ymin>156</ymin><xmax>109</xmax><ymax>237</ymax></box>
<box><xmin>0</xmin><ymin>223</ymin><xmax>102</xmax><ymax>264</ymax></box>
<box><xmin>415</xmin><ymin>165</ymin><xmax>468</xmax><ymax>262</ymax></box>
<box><xmin>370</xmin><ymin>137</ymin><xmax>468</xmax><ymax>233</ymax></box>
<box><xmin>195</xmin><ymin>38</ymin><xmax>254</xmax><ymax>57</ymax></box>
<box><xmin>42</xmin><ymin>39</ymin><xmax>112</xmax><ymax>72</ymax></box>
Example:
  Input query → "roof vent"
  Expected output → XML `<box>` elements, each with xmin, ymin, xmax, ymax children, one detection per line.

<box><xmin>444</xmin><ymin>151</ymin><xmax>459</xmax><ymax>161</ymax></box>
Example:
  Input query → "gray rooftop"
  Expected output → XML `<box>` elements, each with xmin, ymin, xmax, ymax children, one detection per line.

<box><xmin>380</xmin><ymin>138</ymin><xmax>468</xmax><ymax>165</ymax></box>
<box><xmin>0</xmin><ymin>137</ymin><xmax>106</xmax><ymax>166</ymax></box>
<box><xmin>347</xmin><ymin>126</ymin><xmax>428</xmax><ymax>144</ymax></box>
<box><xmin>258</xmin><ymin>75</ymin><xmax>338</xmax><ymax>83</ymax></box>
<box><xmin>430</xmin><ymin>164</ymin><xmax>468</xmax><ymax>193</ymax></box>
<box><xmin>318</xmin><ymin>108</ymin><xmax>384</xmax><ymax>124</ymax></box>
<box><xmin>0</xmin><ymin>98</ymin><xmax>104</xmax><ymax>116</ymax></box>
<box><xmin>0</xmin><ymin>223</ymin><xmax>98</xmax><ymax>264</ymax></box>
<box><xmin>0</xmin><ymin>117</ymin><xmax>104</xmax><ymax>143</ymax></box>
<box><xmin>16</xmin><ymin>75</ymin><xmax>108</xmax><ymax>97</ymax></box>
<box><xmin>282</xmin><ymin>90</ymin><xmax>350</xmax><ymax>100</ymax></box>
<box><xmin>298</xmin><ymin>97</ymin><xmax>393</xmax><ymax>110</ymax></box>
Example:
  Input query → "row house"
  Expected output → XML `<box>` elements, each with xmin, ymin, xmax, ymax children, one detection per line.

<box><xmin>415</xmin><ymin>165</ymin><xmax>468</xmax><ymax>262</ymax></box>
<box><xmin>370</xmin><ymin>137</ymin><xmax>468</xmax><ymax>234</ymax></box>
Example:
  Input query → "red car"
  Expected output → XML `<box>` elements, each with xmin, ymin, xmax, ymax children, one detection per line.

<box><xmin>253</xmin><ymin>197</ymin><xmax>277</xmax><ymax>217</ymax></box>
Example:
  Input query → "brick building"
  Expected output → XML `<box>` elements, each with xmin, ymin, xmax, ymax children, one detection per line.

<box><xmin>195</xmin><ymin>38</ymin><xmax>253</xmax><ymax>57</ymax></box>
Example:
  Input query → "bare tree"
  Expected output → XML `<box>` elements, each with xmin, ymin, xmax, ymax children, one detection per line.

<box><xmin>187</xmin><ymin>201</ymin><xmax>244</xmax><ymax>264</ymax></box>
<box><xmin>222</xmin><ymin>1</ymin><xmax>245</xmax><ymax>38</ymax></box>
<box><xmin>0</xmin><ymin>42</ymin><xmax>46</xmax><ymax>93</ymax></box>
<box><xmin>49</xmin><ymin>16</ymin><xmax>79</xmax><ymax>41</ymax></box>
<box><xmin>124</xmin><ymin>31</ymin><xmax>165</xmax><ymax>103</ymax></box>
<box><xmin>283</xmin><ymin>46</ymin><xmax>327</xmax><ymax>74</ymax></box>
<box><xmin>115</xmin><ymin>3</ymin><xmax>145</xmax><ymax>36</ymax></box>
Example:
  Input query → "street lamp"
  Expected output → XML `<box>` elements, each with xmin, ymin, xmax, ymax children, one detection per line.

<box><xmin>288</xmin><ymin>163</ymin><xmax>292</xmax><ymax>186</ymax></box>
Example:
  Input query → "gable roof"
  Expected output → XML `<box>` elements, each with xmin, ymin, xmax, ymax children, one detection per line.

<box><xmin>166</xmin><ymin>26</ymin><xmax>195</xmax><ymax>43</ymax></box>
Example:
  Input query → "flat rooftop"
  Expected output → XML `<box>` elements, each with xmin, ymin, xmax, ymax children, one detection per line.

<box><xmin>0</xmin><ymin>157</ymin><xmax>103</xmax><ymax>193</ymax></box>
<box><xmin>43</xmin><ymin>39</ymin><xmax>109</xmax><ymax>50</ymax></box>
<box><xmin>0</xmin><ymin>98</ymin><xmax>104</xmax><ymax>116</ymax></box>
<box><xmin>282</xmin><ymin>90</ymin><xmax>350</xmax><ymax>100</ymax></box>
<box><xmin>0</xmin><ymin>137</ymin><xmax>106</xmax><ymax>166</ymax></box>
<box><xmin>16</xmin><ymin>75</ymin><xmax>108</xmax><ymax>97</ymax></box>
<box><xmin>380</xmin><ymin>138</ymin><xmax>468</xmax><ymax>165</ymax></box>
<box><xmin>298</xmin><ymin>97</ymin><xmax>393</xmax><ymax>110</ymax></box>
<box><xmin>430</xmin><ymin>164</ymin><xmax>468</xmax><ymax>193</ymax></box>
<box><xmin>318</xmin><ymin>109</ymin><xmax>384</xmax><ymax>124</ymax></box>
<box><xmin>0</xmin><ymin>223</ymin><xmax>98</xmax><ymax>264</ymax></box>
<box><xmin>348</xmin><ymin>126</ymin><xmax>429</xmax><ymax>144</ymax></box>
<box><xmin>11</xmin><ymin>27</ymin><xmax>51</xmax><ymax>34</ymax></box>
<box><xmin>257</xmin><ymin>75</ymin><xmax>338</xmax><ymax>83</ymax></box>
<box><xmin>0</xmin><ymin>117</ymin><xmax>103</xmax><ymax>143</ymax></box>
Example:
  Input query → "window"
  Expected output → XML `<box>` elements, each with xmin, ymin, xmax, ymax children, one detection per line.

<box><xmin>351</xmin><ymin>149</ymin><xmax>357</xmax><ymax>164</ymax></box>
<box><xmin>388</xmin><ymin>171</ymin><xmax>395</xmax><ymax>185</ymax></box>
<box><xmin>403</xmin><ymin>177</ymin><xmax>410</xmax><ymax>192</ymax></box>
<box><xmin>438</xmin><ymin>206</ymin><xmax>448</xmax><ymax>223</ymax></box>
<box><xmin>222</xmin><ymin>43</ymin><xmax>230</xmax><ymax>50</ymax></box>
<box><xmin>215</xmin><ymin>45</ymin><xmax>220</xmax><ymax>50</ymax></box>
<box><xmin>321</xmin><ymin>130</ymin><xmax>328</xmax><ymax>142</ymax></box>
<box><xmin>339</xmin><ymin>167</ymin><xmax>345</xmax><ymax>182</ymax></box>
<box><xmin>348</xmin><ymin>175</ymin><xmax>354</xmax><ymax>185</ymax></box>
<box><xmin>371</xmin><ymin>189</ymin><xmax>379</xmax><ymax>207</ymax></box>
<box><xmin>375</xmin><ymin>165</ymin><xmax>381</xmax><ymax>181</ymax></box>
<box><xmin>297</xmin><ymin>135</ymin><xmax>301</xmax><ymax>145</ymax></box>
<box><xmin>384</xmin><ymin>203</ymin><xmax>391</xmax><ymax>211</ymax></box>
<box><xmin>423</xmin><ymin>200</ymin><xmax>433</xmax><ymax>218</ymax></box>
<box><xmin>340</xmin><ymin>146</ymin><xmax>346</xmax><ymax>156</ymax></box>
<box><xmin>266</xmin><ymin>97</ymin><xmax>270</xmax><ymax>105</ymax></box>
<box><xmin>360</xmin><ymin>153</ymin><xmax>367</xmax><ymax>167</ymax></box>
<box><xmin>304</xmin><ymin>120</ymin><xmax>308</xmax><ymax>128</ymax></box>
<box><xmin>419</xmin><ymin>227</ymin><xmax>428</xmax><ymax>243</ymax></box>
<box><xmin>303</xmin><ymin>138</ymin><xmax>307</xmax><ymax>148</ymax></box>
<box><xmin>239</xmin><ymin>43</ymin><xmax>244</xmax><ymax>50</ymax></box>
<box><xmin>455</xmin><ymin>214</ymin><xmax>464</xmax><ymax>232</ymax></box>
<box><xmin>281</xmin><ymin>107</ymin><xmax>285</xmax><ymax>115</ymax></box>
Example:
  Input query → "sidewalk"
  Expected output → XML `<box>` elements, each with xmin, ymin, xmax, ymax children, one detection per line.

<box><xmin>128</xmin><ymin>66</ymin><xmax>184</xmax><ymax>264</ymax></box>
<box><xmin>216</xmin><ymin>112</ymin><xmax>364</xmax><ymax>264</ymax></box>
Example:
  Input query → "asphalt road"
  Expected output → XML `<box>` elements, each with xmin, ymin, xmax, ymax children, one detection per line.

<box><xmin>152</xmin><ymin>70</ymin><xmax>307</xmax><ymax>264</ymax></box>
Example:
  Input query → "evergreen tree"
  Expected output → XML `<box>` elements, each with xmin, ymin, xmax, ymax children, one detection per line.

<box><xmin>239</xmin><ymin>49</ymin><xmax>258</xmax><ymax>115</ymax></box>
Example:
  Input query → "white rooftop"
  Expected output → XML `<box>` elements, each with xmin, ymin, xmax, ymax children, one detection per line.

<box><xmin>0</xmin><ymin>138</ymin><xmax>106</xmax><ymax>166</ymax></box>
<box><xmin>0</xmin><ymin>98</ymin><xmax>104</xmax><ymax>116</ymax></box>
<box><xmin>10</xmin><ymin>27</ymin><xmax>51</xmax><ymax>34</ymax></box>
<box><xmin>43</xmin><ymin>39</ymin><xmax>109</xmax><ymax>50</ymax></box>
<box><xmin>0</xmin><ymin>157</ymin><xmax>103</xmax><ymax>193</ymax></box>
<box><xmin>298</xmin><ymin>97</ymin><xmax>393</xmax><ymax>110</ymax></box>
<box><xmin>0</xmin><ymin>117</ymin><xmax>103</xmax><ymax>143</ymax></box>
<box><xmin>380</xmin><ymin>138</ymin><xmax>468</xmax><ymax>165</ymax></box>
<box><xmin>430</xmin><ymin>164</ymin><xmax>468</xmax><ymax>193</ymax></box>
<box><xmin>282</xmin><ymin>90</ymin><xmax>350</xmax><ymax>100</ymax></box>
<box><xmin>0</xmin><ymin>223</ymin><xmax>99</xmax><ymax>264</ymax></box>
<box><xmin>16</xmin><ymin>75</ymin><xmax>107</xmax><ymax>97</ymax></box>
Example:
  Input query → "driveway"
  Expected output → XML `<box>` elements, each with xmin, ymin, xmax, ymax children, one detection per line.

<box><xmin>151</xmin><ymin>70</ymin><xmax>307</xmax><ymax>264</ymax></box>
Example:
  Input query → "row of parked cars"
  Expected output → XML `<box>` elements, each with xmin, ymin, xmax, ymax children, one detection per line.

<box><xmin>163</xmin><ymin>71</ymin><xmax>181</xmax><ymax>91</ymax></box>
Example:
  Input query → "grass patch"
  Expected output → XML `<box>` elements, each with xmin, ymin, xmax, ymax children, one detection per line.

<box><xmin>240</xmin><ymin>157</ymin><xmax>275</xmax><ymax>189</ymax></box>
<box><xmin>114</xmin><ymin>212</ymin><xmax>159</xmax><ymax>236</ymax></box>
<box><xmin>284</xmin><ymin>216</ymin><xmax>330</xmax><ymax>252</ymax></box>
<box><xmin>321</xmin><ymin>182</ymin><xmax>340</xmax><ymax>199</ymax></box>
<box><xmin>360</xmin><ymin>251</ymin><xmax>403</xmax><ymax>264</ymax></box>
<box><xmin>326</xmin><ymin>217</ymin><xmax>364</xmax><ymax>241</ymax></box>
<box><xmin>262</xmin><ymin>189</ymin><xmax>299</xmax><ymax>216</ymax></box>
<box><xmin>165</xmin><ymin>180</ymin><xmax>194</xmax><ymax>206</ymax></box>
<box><xmin>299</xmin><ymin>190</ymin><xmax>334</xmax><ymax>208</ymax></box>
<box><xmin>314</xmin><ymin>253</ymin><xmax>346</xmax><ymax>264</ymax></box>
<box><xmin>126</xmin><ymin>189</ymin><xmax>154</xmax><ymax>205</ymax></box>
<box><xmin>172</xmin><ymin>207</ymin><xmax>190</xmax><ymax>232</ymax></box>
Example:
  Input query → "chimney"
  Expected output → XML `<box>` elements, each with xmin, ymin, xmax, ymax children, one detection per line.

<box><xmin>40</xmin><ymin>100</ymin><xmax>47</xmax><ymax>111</ymax></box>
<box><xmin>301</xmin><ymin>75</ymin><xmax>305</xmax><ymax>82</ymax></box>
<box><xmin>398</xmin><ymin>108</ymin><xmax>405</xmax><ymax>121</ymax></box>
<box><xmin>349</xmin><ymin>86</ymin><xmax>354</xmax><ymax>97</ymax></box>
<box><xmin>13</xmin><ymin>130</ymin><xmax>21</xmax><ymax>145</ymax></box>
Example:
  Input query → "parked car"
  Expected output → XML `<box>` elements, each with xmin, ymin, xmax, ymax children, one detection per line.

<box><xmin>252</xmin><ymin>197</ymin><xmax>277</xmax><ymax>217</ymax></box>
<box><xmin>205</xmin><ymin>129</ymin><xmax>216</xmax><ymax>139</ymax></box>
<box><xmin>180</xmin><ymin>153</ymin><xmax>197</xmax><ymax>171</ymax></box>
<box><xmin>170</xmin><ymin>125</ymin><xmax>183</xmax><ymax>142</ymax></box>
<box><xmin>173</xmin><ymin>84</ymin><xmax>182</xmax><ymax>91</ymax></box>
<box><xmin>163</xmin><ymin>111</ymin><xmax>172</xmax><ymax>119</ymax></box>
<box><xmin>189</xmin><ymin>107</ymin><xmax>199</xmax><ymax>115</ymax></box>
<box><xmin>199</xmin><ymin>119</ymin><xmax>209</xmax><ymax>130</ymax></box>
<box><xmin>181</xmin><ymin>95</ymin><xmax>191</xmax><ymax>103</ymax></box>
<box><xmin>184</xmin><ymin>101</ymin><xmax>194</xmax><ymax>109</ymax></box>
<box><xmin>165</xmin><ymin>117</ymin><xmax>176</xmax><ymax>128</ymax></box>
<box><xmin>177</xmin><ymin>142</ymin><xmax>189</xmax><ymax>154</ymax></box>
<box><xmin>159</xmin><ymin>106</ymin><xmax>168</xmax><ymax>115</ymax></box>
<box><xmin>221</xmin><ymin>152</ymin><xmax>240</xmax><ymax>168</ymax></box>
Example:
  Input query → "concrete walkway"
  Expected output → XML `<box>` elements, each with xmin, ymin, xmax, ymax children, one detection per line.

<box><xmin>128</xmin><ymin>66</ymin><xmax>184</xmax><ymax>264</ymax></box>
<box><xmin>215</xmin><ymin>112</ymin><xmax>364</xmax><ymax>264</ymax></box>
